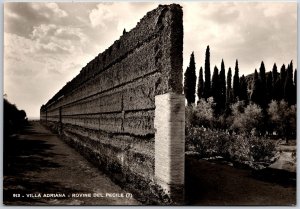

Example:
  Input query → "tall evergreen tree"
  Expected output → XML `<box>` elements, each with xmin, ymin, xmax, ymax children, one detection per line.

<box><xmin>212</xmin><ymin>66</ymin><xmax>219</xmax><ymax>102</ymax></box>
<box><xmin>226</xmin><ymin>67</ymin><xmax>232</xmax><ymax>104</ymax></box>
<box><xmin>233</xmin><ymin>60</ymin><xmax>240</xmax><ymax>101</ymax></box>
<box><xmin>259</xmin><ymin>61</ymin><xmax>266</xmax><ymax>84</ymax></box>
<box><xmin>219</xmin><ymin>59</ymin><xmax>226</xmax><ymax>112</ymax></box>
<box><xmin>259</xmin><ymin>61</ymin><xmax>267</xmax><ymax>109</ymax></box>
<box><xmin>284</xmin><ymin>60</ymin><xmax>295</xmax><ymax>105</ymax></box>
<box><xmin>294</xmin><ymin>69</ymin><xmax>297</xmax><ymax>86</ymax></box>
<box><xmin>272</xmin><ymin>63</ymin><xmax>279</xmax><ymax>100</ymax></box>
<box><xmin>184</xmin><ymin>52</ymin><xmax>197</xmax><ymax>105</ymax></box>
<box><xmin>239</xmin><ymin>75</ymin><xmax>248</xmax><ymax>104</ymax></box>
<box><xmin>212</xmin><ymin>66</ymin><xmax>221</xmax><ymax>114</ymax></box>
<box><xmin>251</xmin><ymin>69</ymin><xmax>261</xmax><ymax>105</ymax></box>
<box><xmin>197</xmin><ymin>67</ymin><xmax>204</xmax><ymax>100</ymax></box>
<box><xmin>184</xmin><ymin>66</ymin><xmax>191</xmax><ymax>103</ymax></box>
<box><xmin>272</xmin><ymin>63</ymin><xmax>278</xmax><ymax>86</ymax></box>
<box><xmin>280</xmin><ymin>64</ymin><xmax>287</xmax><ymax>81</ymax></box>
<box><xmin>266</xmin><ymin>72</ymin><xmax>273</xmax><ymax>104</ymax></box>
<box><xmin>294</xmin><ymin>69</ymin><xmax>297</xmax><ymax>104</ymax></box>
<box><xmin>278</xmin><ymin>64</ymin><xmax>286</xmax><ymax>100</ymax></box>
<box><xmin>204</xmin><ymin>46</ymin><xmax>211</xmax><ymax>99</ymax></box>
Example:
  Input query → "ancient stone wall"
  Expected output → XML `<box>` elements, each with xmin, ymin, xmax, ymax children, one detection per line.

<box><xmin>40</xmin><ymin>4</ymin><xmax>184</xmax><ymax>204</ymax></box>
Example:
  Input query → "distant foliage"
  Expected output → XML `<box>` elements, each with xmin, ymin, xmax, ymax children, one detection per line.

<box><xmin>4</xmin><ymin>98</ymin><xmax>28</xmax><ymax>136</ymax></box>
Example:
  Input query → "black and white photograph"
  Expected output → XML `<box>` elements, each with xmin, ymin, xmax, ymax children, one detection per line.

<box><xmin>3</xmin><ymin>1</ymin><xmax>297</xmax><ymax>206</ymax></box>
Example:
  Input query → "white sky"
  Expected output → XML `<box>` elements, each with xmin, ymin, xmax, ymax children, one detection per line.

<box><xmin>3</xmin><ymin>2</ymin><xmax>297</xmax><ymax>118</ymax></box>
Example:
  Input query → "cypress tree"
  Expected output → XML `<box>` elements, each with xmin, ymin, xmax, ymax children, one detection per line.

<box><xmin>184</xmin><ymin>66</ymin><xmax>190</xmax><ymax>104</ymax></box>
<box><xmin>266</xmin><ymin>72</ymin><xmax>273</xmax><ymax>104</ymax></box>
<box><xmin>272</xmin><ymin>63</ymin><xmax>278</xmax><ymax>86</ymax></box>
<box><xmin>197</xmin><ymin>67</ymin><xmax>204</xmax><ymax>100</ymax></box>
<box><xmin>233</xmin><ymin>60</ymin><xmax>240</xmax><ymax>101</ymax></box>
<box><xmin>251</xmin><ymin>69</ymin><xmax>261</xmax><ymax>105</ymax></box>
<box><xmin>226</xmin><ymin>67</ymin><xmax>232</xmax><ymax>104</ymax></box>
<box><xmin>259</xmin><ymin>61</ymin><xmax>266</xmax><ymax>84</ymax></box>
<box><xmin>184</xmin><ymin>52</ymin><xmax>197</xmax><ymax>106</ymax></box>
<box><xmin>294</xmin><ymin>69</ymin><xmax>297</xmax><ymax>86</ymax></box>
<box><xmin>219</xmin><ymin>59</ymin><xmax>226</xmax><ymax>112</ymax></box>
<box><xmin>204</xmin><ymin>46</ymin><xmax>211</xmax><ymax>99</ymax></box>
<box><xmin>284</xmin><ymin>60</ymin><xmax>295</xmax><ymax>105</ymax></box>
<box><xmin>239</xmin><ymin>75</ymin><xmax>248</xmax><ymax>104</ymax></box>
<box><xmin>279</xmin><ymin>64</ymin><xmax>286</xmax><ymax>100</ymax></box>
<box><xmin>280</xmin><ymin>64</ymin><xmax>287</xmax><ymax>81</ymax></box>
<box><xmin>259</xmin><ymin>61</ymin><xmax>267</xmax><ymax>109</ymax></box>
<box><xmin>212</xmin><ymin>66</ymin><xmax>219</xmax><ymax>102</ymax></box>
<box><xmin>272</xmin><ymin>63</ymin><xmax>279</xmax><ymax>100</ymax></box>
<box><xmin>212</xmin><ymin>66</ymin><xmax>220</xmax><ymax>114</ymax></box>
<box><xmin>294</xmin><ymin>69</ymin><xmax>297</xmax><ymax>104</ymax></box>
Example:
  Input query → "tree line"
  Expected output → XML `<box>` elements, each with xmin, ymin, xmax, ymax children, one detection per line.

<box><xmin>184</xmin><ymin>45</ymin><xmax>297</xmax><ymax>114</ymax></box>
<box><xmin>184</xmin><ymin>46</ymin><xmax>296</xmax><ymax>138</ymax></box>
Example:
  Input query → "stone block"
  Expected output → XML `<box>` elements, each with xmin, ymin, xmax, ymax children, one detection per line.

<box><xmin>123</xmin><ymin>75</ymin><xmax>159</xmax><ymax>111</ymax></box>
<box><xmin>123</xmin><ymin>110</ymin><xmax>155</xmax><ymax>136</ymax></box>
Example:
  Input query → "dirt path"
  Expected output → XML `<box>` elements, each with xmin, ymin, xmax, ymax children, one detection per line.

<box><xmin>185</xmin><ymin>156</ymin><xmax>296</xmax><ymax>206</ymax></box>
<box><xmin>3</xmin><ymin>121</ymin><xmax>296</xmax><ymax>206</ymax></box>
<box><xmin>3</xmin><ymin>121</ymin><xmax>140</xmax><ymax>205</ymax></box>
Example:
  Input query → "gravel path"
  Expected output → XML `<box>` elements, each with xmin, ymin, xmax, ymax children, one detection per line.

<box><xmin>3</xmin><ymin>121</ymin><xmax>140</xmax><ymax>206</ymax></box>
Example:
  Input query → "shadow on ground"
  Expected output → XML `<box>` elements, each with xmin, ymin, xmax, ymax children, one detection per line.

<box><xmin>3</xmin><ymin>123</ymin><xmax>81</xmax><ymax>205</ymax></box>
<box><xmin>4</xmin><ymin>123</ymin><xmax>62</xmax><ymax>176</ymax></box>
<box><xmin>185</xmin><ymin>155</ymin><xmax>296</xmax><ymax>206</ymax></box>
<box><xmin>3</xmin><ymin>122</ymin><xmax>140</xmax><ymax>206</ymax></box>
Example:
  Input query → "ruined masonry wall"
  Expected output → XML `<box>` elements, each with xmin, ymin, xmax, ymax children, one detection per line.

<box><xmin>40</xmin><ymin>4</ymin><xmax>183</xmax><ymax>204</ymax></box>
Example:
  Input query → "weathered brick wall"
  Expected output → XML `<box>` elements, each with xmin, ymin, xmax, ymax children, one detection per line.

<box><xmin>40</xmin><ymin>4</ymin><xmax>183</xmax><ymax>204</ymax></box>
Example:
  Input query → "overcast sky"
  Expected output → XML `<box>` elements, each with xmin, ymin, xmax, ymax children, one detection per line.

<box><xmin>4</xmin><ymin>2</ymin><xmax>297</xmax><ymax>118</ymax></box>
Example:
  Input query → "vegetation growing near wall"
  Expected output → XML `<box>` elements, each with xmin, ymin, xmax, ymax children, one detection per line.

<box><xmin>186</xmin><ymin>126</ymin><xmax>276</xmax><ymax>164</ymax></box>
<box><xmin>184</xmin><ymin>45</ymin><xmax>296</xmax><ymax>139</ymax></box>
<box><xmin>185</xmin><ymin>95</ymin><xmax>295</xmax><ymax>167</ymax></box>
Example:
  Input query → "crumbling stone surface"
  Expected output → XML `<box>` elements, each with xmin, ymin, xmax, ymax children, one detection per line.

<box><xmin>40</xmin><ymin>4</ymin><xmax>183</xmax><ymax>205</ymax></box>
